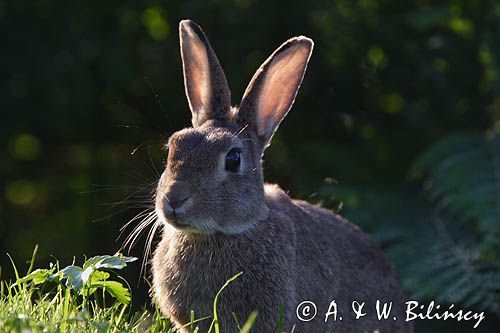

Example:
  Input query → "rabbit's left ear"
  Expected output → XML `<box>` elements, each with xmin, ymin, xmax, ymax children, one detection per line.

<box><xmin>179</xmin><ymin>20</ymin><xmax>231</xmax><ymax>127</ymax></box>
<box><xmin>238</xmin><ymin>36</ymin><xmax>313</xmax><ymax>148</ymax></box>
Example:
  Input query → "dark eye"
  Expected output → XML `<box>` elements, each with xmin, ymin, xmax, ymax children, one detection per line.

<box><xmin>225</xmin><ymin>148</ymin><xmax>241</xmax><ymax>172</ymax></box>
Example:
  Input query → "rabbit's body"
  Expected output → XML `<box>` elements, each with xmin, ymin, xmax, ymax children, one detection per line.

<box><xmin>153</xmin><ymin>184</ymin><xmax>411</xmax><ymax>332</ymax></box>
<box><xmin>151</xmin><ymin>20</ymin><xmax>413</xmax><ymax>332</ymax></box>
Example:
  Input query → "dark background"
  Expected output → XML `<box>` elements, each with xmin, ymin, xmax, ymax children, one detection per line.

<box><xmin>1</xmin><ymin>0</ymin><xmax>499</xmax><ymax>331</ymax></box>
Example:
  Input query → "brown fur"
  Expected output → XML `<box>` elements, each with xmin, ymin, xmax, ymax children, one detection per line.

<box><xmin>152</xmin><ymin>20</ymin><xmax>413</xmax><ymax>332</ymax></box>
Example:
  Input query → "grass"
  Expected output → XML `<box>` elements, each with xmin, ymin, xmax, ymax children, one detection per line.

<box><xmin>0</xmin><ymin>246</ymin><xmax>259</xmax><ymax>333</ymax></box>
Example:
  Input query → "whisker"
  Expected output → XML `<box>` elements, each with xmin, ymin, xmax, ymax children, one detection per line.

<box><xmin>117</xmin><ymin>210</ymin><xmax>156</xmax><ymax>248</ymax></box>
<box><xmin>147</xmin><ymin>145</ymin><xmax>161</xmax><ymax>177</ymax></box>
<box><xmin>116</xmin><ymin>210</ymin><xmax>154</xmax><ymax>252</ymax></box>
<box><xmin>100</xmin><ymin>196</ymin><xmax>154</xmax><ymax>206</ymax></box>
<box><xmin>140</xmin><ymin>219</ymin><xmax>160</xmax><ymax>281</ymax></box>
<box><xmin>91</xmin><ymin>183</ymin><xmax>155</xmax><ymax>189</ymax></box>
<box><xmin>117</xmin><ymin>124</ymin><xmax>149</xmax><ymax>129</ymax></box>
<box><xmin>91</xmin><ymin>206</ymin><xmax>138</xmax><ymax>223</ymax></box>
<box><xmin>131</xmin><ymin>140</ymin><xmax>157</xmax><ymax>156</ymax></box>
<box><xmin>119</xmin><ymin>209</ymin><xmax>155</xmax><ymax>234</ymax></box>
<box><xmin>113</xmin><ymin>99</ymin><xmax>169</xmax><ymax>135</ymax></box>
<box><xmin>122</xmin><ymin>212</ymin><xmax>157</xmax><ymax>253</ymax></box>
<box><xmin>104</xmin><ymin>186</ymin><xmax>155</xmax><ymax>209</ymax></box>
<box><xmin>144</xmin><ymin>75</ymin><xmax>173</xmax><ymax>132</ymax></box>
<box><xmin>80</xmin><ymin>186</ymin><xmax>148</xmax><ymax>195</ymax></box>
<box><xmin>122</xmin><ymin>171</ymin><xmax>157</xmax><ymax>185</ymax></box>
<box><xmin>232</xmin><ymin>124</ymin><xmax>249</xmax><ymax>139</ymax></box>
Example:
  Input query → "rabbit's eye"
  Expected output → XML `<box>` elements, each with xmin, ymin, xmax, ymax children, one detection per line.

<box><xmin>225</xmin><ymin>148</ymin><xmax>241</xmax><ymax>172</ymax></box>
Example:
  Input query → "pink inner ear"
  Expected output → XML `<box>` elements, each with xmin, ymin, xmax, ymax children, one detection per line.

<box><xmin>256</xmin><ymin>44</ymin><xmax>311</xmax><ymax>137</ymax></box>
<box><xmin>184</xmin><ymin>29</ymin><xmax>211</xmax><ymax>113</ymax></box>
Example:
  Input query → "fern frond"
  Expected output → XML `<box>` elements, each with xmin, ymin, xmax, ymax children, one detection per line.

<box><xmin>320</xmin><ymin>131</ymin><xmax>500</xmax><ymax>315</ymax></box>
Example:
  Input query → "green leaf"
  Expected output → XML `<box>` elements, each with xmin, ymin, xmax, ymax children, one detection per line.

<box><xmin>61</xmin><ymin>265</ymin><xmax>84</xmax><ymax>290</ymax></box>
<box><xmin>47</xmin><ymin>272</ymin><xmax>61</xmax><ymax>283</ymax></box>
<box><xmin>89</xmin><ymin>280</ymin><xmax>131</xmax><ymax>304</ymax></box>
<box><xmin>83</xmin><ymin>254</ymin><xmax>137</xmax><ymax>270</ymax></box>
<box><xmin>17</xmin><ymin>268</ymin><xmax>53</xmax><ymax>285</ymax></box>
<box><xmin>90</xmin><ymin>270</ymin><xmax>110</xmax><ymax>283</ymax></box>
<box><xmin>81</xmin><ymin>266</ymin><xmax>94</xmax><ymax>284</ymax></box>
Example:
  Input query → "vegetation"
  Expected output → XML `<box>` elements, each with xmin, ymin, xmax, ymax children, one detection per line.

<box><xmin>0</xmin><ymin>249</ymin><xmax>259</xmax><ymax>332</ymax></box>
<box><xmin>2</xmin><ymin>0</ymin><xmax>500</xmax><ymax>331</ymax></box>
<box><xmin>0</xmin><ymin>250</ymin><xmax>171</xmax><ymax>332</ymax></box>
<box><xmin>320</xmin><ymin>129</ymin><xmax>500</xmax><ymax>317</ymax></box>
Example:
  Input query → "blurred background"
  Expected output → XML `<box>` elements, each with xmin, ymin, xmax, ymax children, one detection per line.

<box><xmin>1</xmin><ymin>0</ymin><xmax>499</xmax><ymax>331</ymax></box>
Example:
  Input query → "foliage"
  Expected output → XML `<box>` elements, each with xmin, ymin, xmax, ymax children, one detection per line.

<box><xmin>406</xmin><ymin>131</ymin><xmax>500</xmax><ymax>313</ymax></box>
<box><xmin>321</xmin><ymin>130</ymin><xmax>500</xmax><ymax>317</ymax></box>
<box><xmin>0</xmin><ymin>250</ymin><xmax>259</xmax><ymax>332</ymax></box>
<box><xmin>0</xmin><ymin>251</ymin><xmax>162</xmax><ymax>332</ymax></box>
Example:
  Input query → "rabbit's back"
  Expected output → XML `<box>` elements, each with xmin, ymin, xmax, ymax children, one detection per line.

<box><xmin>270</xmin><ymin>183</ymin><xmax>412</xmax><ymax>332</ymax></box>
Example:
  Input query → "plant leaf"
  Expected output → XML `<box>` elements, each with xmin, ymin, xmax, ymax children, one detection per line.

<box><xmin>84</xmin><ymin>254</ymin><xmax>137</xmax><ymax>270</ymax></box>
<box><xmin>89</xmin><ymin>280</ymin><xmax>131</xmax><ymax>304</ymax></box>
<box><xmin>61</xmin><ymin>265</ymin><xmax>84</xmax><ymax>290</ymax></box>
<box><xmin>90</xmin><ymin>270</ymin><xmax>110</xmax><ymax>283</ymax></box>
<box><xmin>17</xmin><ymin>268</ymin><xmax>53</xmax><ymax>285</ymax></box>
<box><xmin>81</xmin><ymin>266</ymin><xmax>94</xmax><ymax>284</ymax></box>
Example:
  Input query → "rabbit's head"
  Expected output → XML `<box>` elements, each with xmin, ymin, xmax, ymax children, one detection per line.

<box><xmin>155</xmin><ymin>20</ymin><xmax>313</xmax><ymax>234</ymax></box>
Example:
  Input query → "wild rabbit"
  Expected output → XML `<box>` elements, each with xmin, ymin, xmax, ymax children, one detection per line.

<box><xmin>152</xmin><ymin>19</ymin><xmax>413</xmax><ymax>333</ymax></box>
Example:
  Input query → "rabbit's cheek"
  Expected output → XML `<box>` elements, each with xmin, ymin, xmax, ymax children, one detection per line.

<box><xmin>155</xmin><ymin>202</ymin><xmax>168</xmax><ymax>225</ymax></box>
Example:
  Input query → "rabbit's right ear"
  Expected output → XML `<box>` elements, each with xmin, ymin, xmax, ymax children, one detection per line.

<box><xmin>179</xmin><ymin>20</ymin><xmax>231</xmax><ymax>127</ymax></box>
<box><xmin>237</xmin><ymin>36</ymin><xmax>313</xmax><ymax>149</ymax></box>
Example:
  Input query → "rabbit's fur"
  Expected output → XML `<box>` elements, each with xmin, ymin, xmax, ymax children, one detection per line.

<box><xmin>152</xmin><ymin>20</ymin><xmax>413</xmax><ymax>333</ymax></box>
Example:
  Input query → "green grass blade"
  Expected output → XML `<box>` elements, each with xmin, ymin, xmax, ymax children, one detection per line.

<box><xmin>26</xmin><ymin>244</ymin><xmax>39</xmax><ymax>275</ymax></box>
<box><xmin>232</xmin><ymin>312</ymin><xmax>241</xmax><ymax>331</ymax></box>
<box><xmin>277</xmin><ymin>301</ymin><xmax>284</xmax><ymax>332</ymax></box>
<box><xmin>240</xmin><ymin>311</ymin><xmax>258</xmax><ymax>333</ymax></box>
<box><xmin>208</xmin><ymin>272</ymin><xmax>243</xmax><ymax>333</ymax></box>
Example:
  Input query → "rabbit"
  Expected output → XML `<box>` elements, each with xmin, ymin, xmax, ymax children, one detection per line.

<box><xmin>152</xmin><ymin>19</ymin><xmax>413</xmax><ymax>333</ymax></box>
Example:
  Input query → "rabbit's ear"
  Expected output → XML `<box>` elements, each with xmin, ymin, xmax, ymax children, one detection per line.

<box><xmin>238</xmin><ymin>36</ymin><xmax>313</xmax><ymax>148</ymax></box>
<box><xmin>179</xmin><ymin>20</ymin><xmax>231</xmax><ymax>127</ymax></box>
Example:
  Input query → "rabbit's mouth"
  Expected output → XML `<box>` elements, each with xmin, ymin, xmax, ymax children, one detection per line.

<box><xmin>161</xmin><ymin>211</ymin><xmax>195</xmax><ymax>231</ymax></box>
<box><xmin>156</xmin><ymin>202</ymin><xmax>215</xmax><ymax>233</ymax></box>
<box><xmin>155</xmin><ymin>189</ymin><xmax>199</xmax><ymax>230</ymax></box>
<box><xmin>169</xmin><ymin>218</ymin><xmax>191</xmax><ymax>230</ymax></box>
<box><xmin>162</xmin><ymin>208</ymin><xmax>189</xmax><ymax>227</ymax></box>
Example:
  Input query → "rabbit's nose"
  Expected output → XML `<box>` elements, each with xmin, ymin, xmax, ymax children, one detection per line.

<box><xmin>163</xmin><ymin>180</ymin><xmax>191</xmax><ymax>210</ymax></box>
<box><xmin>166</xmin><ymin>195</ymin><xmax>189</xmax><ymax>210</ymax></box>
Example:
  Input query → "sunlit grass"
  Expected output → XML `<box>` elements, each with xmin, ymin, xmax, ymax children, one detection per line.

<box><xmin>0</xmin><ymin>246</ymin><xmax>258</xmax><ymax>333</ymax></box>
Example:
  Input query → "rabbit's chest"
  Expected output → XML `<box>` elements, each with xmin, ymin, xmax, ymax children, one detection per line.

<box><xmin>152</xmin><ymin>226</ymin><xmax>297</xmax><ymax>330</ymax></box>
<box><xmin>165</xmin><ymin>247</ymin><xmax>239</xmax><ymax>295</ymax></box>
<box><xmin>152</xmin><ymin>236</ymin><xmax>250</xmax><ymax>324</ymax></box>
